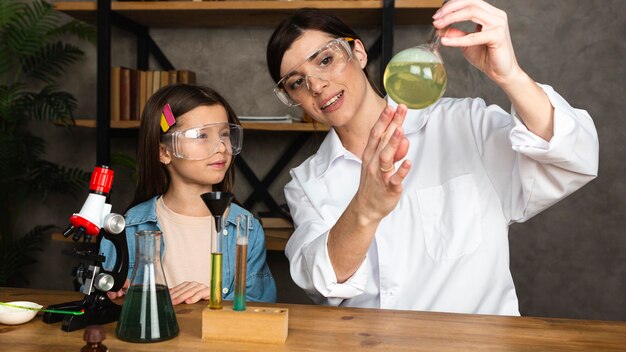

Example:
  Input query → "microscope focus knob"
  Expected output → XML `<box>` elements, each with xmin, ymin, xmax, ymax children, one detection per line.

<box><xmin>94</xmin><ymin>273</ymin><xmax>115</xmax><ymax>292</ymax></box>
<box><xmin>103</xmin><ymin>213</ymin><xmax>125</xmax><ymax>234</ymax></box>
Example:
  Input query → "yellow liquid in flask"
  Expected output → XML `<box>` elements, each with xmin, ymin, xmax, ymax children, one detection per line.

<box><xmin>383</xmin><ymin>47</ymin><xmax>447</xmax><ymax>110</ymax></box>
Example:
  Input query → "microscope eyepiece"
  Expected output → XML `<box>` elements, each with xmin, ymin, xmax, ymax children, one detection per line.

<box><xmin>89</xmin><ymin>166</ymin><xmax>114</xmax><ymax>195</ymax></box>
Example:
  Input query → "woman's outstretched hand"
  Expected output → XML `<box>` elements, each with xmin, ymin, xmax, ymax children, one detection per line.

<box><xmin>355</xmin><ymin>104</ymin><xmax>412</xmax><ymax>223</ymax></box>
<box><xmin>434</xmin><ymin>0</ymin><xmax>524</xmax><ymax>86</ymax></box>
<box><xmin>328</xmin><ymin>104</ymin><xmax>411</xmax><ymax>282</ymax></box>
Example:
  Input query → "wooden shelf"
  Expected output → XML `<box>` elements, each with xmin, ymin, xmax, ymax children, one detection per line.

<box><xmin>68</xmin><ymin>118</ymin><xmax>329</xmax><ymax>132</ymax></box>
<box><xmin>51</xmin><ymin>215</ymin><xmax>293</xmax><ymax>251</ymax></box>
<box><xmin>54</xmin><ymin>1</ymin><xmax>442</xmax><ymax>27</ymax></box>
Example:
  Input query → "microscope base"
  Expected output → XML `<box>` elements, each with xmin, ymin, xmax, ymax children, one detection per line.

<box><xmin>42</xmin><ymin>292</ymin><xmax>121</xmax><ymax>332</ymax></box>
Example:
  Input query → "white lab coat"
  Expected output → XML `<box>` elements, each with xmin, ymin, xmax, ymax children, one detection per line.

<box><xmin>284</xmin><ymin>84</ymin><xmax>599</xmax><ymax>315</ymax></box>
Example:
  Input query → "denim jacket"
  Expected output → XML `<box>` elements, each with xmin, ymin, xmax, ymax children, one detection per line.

<box><xmin>100</xmin><ymin>196</ymin><xmax>276</xmax><ymax>303</ymax></box>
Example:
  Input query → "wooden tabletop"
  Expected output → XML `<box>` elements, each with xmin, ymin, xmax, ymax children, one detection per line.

<box><xmin>2</xmin><ymin>287</ymin><xmax>626</xmax><ymax>351</ymax></box>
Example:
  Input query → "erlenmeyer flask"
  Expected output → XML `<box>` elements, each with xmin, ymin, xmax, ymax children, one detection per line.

<box><xmin>383</xmin><ymin>27</ymin><xmax>448</xmax><ymax>110</ymax></box>
<box><xmin>116</xmin><ymin>230</ymin><xmax>179</xmax><ymax>343</ymax></box>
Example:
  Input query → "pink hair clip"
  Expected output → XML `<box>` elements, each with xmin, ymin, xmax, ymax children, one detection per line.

<box><xmin>160</xmin><ymin>103</ymin><xmax>176</xmax><ymax>132</ymax></box>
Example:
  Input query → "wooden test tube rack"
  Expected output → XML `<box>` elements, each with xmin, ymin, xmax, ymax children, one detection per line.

<box><xmin>202</xmin><ymin>304</ymin><xmax>289</xmax><ymax>344</ymax></box>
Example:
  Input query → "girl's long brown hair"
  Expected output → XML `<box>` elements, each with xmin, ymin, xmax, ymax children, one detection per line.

<box><xmin>129</xmin><ymin>84</ymin><xmax>240</xmax><ymax>211</ymax></box>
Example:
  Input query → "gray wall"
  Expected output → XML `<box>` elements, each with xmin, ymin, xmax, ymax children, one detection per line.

<box><xmin>20</xmin><ymin>0</ymin><xmax>625</xmax><ymax>321</ymax></box>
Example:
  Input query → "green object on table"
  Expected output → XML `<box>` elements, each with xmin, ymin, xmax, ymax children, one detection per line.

<box><xmin>116</xmin><ymin>230</ymin><xmax>179</xmax><ymax>343</ymax></box>
<box><xmin>0</xmin><ymin>301</ymin><xmax>85</xmax><ymax>315</ymax></box>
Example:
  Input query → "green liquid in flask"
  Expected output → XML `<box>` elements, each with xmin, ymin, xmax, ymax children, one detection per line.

<box><xmin>116</xmin><ymin>284</ymin><xmax>179</xmax><ymax>343</ymax></box>
<box><xmin>210</xmin><ymin>252</ymin><xmax>223</xmax><ymax>309</ymax></box>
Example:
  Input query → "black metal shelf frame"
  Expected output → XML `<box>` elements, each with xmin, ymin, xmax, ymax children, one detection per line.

<box><xmin>94</xmin><ymin>0</ymin><xmax>397</xmax><ymax>215</ymax></box>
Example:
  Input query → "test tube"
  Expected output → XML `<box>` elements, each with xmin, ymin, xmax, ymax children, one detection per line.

<box><xmin>210</xmin><ymin>214</ymin><xmax>224</xmax><ymax>310</ymax></box>
<box><xmin>233</xmin><ymin>215</ymin><xmax>250</xmax><ymax>311</ymax></box>
<box><xmin>200</xmin><ymin>191</ymin><xmax>233</xmax><ymax>311</ymax></box>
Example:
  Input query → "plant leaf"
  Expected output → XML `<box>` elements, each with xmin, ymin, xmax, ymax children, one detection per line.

<box><xmin>0</xmin><ymin>0</ymin><xmax>91</xmax><ymax>288</ymax></box>
<box><xmin>0</xmin><ymin>0</ymin><xmax>23</xmax><ymax>29</ymax></box>
<box><xmin>0</xmin><ymin>224</ymin><xmax>51</xmax><ymax>286</ymax></box>
<box><xmin>24</xmin><ymin>85</ymin><xmax>77</xmax><ymax>123</ymax></box>
<box><xmin>4</xmin><ymin>0</ymin><xmax>56</xmax><ymax>58</ymax></box>
<box><xmin>28</xmin><ymin>161</ymin><xmax>90</xmax><ymax>197</ymax></box>
<box><xmin>0</xmin><ymin>84</ymin><xmax>29</xmax><ymax>127</ymax></box>
<box><xmin>22</xmin><ymin>42</ymin><xmax>84</xmax><ymax>83</ymax></box>
<box><xmin>47</xmin><ymin>20</ymin><xmax>96</xmax><ymax>44</ymax></box>
<box><xmin>112</xmin><ymin>152</ymin><xmax>139</xmax><ymax>185</ymax></box>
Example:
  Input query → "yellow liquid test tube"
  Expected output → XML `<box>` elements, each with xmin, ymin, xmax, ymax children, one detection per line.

<box><xmin>209</xmin><ymin>252</ymin><xmax>223</xmax><ymax>309</ymax></box>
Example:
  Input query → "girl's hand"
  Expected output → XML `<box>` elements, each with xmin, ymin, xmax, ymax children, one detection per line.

<box><xmin>169</xmin><ymin>281</ymin><xmax>211</xmax><ymax>305</ymax></box>
<box><xmin>106</xmin><ymin>279</ymin><xmax>129</xmax><ymax>300</ymax></box>
<box><xmin>434</xmin><ymin>0</ymin><xmax>524</xmax><ymax>86</ymax></box>
<box><xmin>355</xmin><ymin>104</ymin><xmax>411</xmax><ymax>223</ymax></box>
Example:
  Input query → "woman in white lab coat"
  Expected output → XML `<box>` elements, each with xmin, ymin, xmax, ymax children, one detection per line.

<box><xmin>265</xmin><ymin>1</ymin><xmax>598</xmax><ymax>315</ymax></box>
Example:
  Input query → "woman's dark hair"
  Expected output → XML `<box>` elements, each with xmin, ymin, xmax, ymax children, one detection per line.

<box><xmin>267</xmin><ymin>8</ymin><xmax>378</xmax><ymax>91</ymax></box>
<box><xmin>129</xmin><ymin>84</ymin><xmax>240</xmax><ymax>210</ymax></box>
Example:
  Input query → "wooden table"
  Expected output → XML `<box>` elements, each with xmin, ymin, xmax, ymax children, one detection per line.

<box><xmin>1</xmin><ymin>288</ymin><xmax>625</xmax><ymax>351</ymax></box>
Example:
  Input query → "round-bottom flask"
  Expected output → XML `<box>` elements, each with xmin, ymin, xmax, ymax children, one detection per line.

<box><xmin>383</xmin><ymin>25</ymin><xmax>448</xmax><ymax>110</ymax></box>
<box><xmin>383</xmin><ymin>44</ymin><xmax>447</xmax><ymax>110</ymax></box>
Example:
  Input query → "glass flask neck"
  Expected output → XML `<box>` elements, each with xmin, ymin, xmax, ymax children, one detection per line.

<box><xmin>427</xmin><ymin>26</ymin><xmax>447</xmax><ymax>52</ymax></box>
<box><xmin>130</xmin><ymin>230</ymin><xmax>169</xmax><ymax>289</ymax></box>
<box><xmin>136</xmin><ymin>230</ymin><xmax>161</xmax><ymax>263</ymax></box>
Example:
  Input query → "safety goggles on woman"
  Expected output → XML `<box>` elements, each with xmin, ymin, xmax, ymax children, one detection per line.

<box><xmin>274</xmin><ymin>37</ymin><xmax>354</xmax><ymax>107</ymax></box>
<box><xmin>161</xmin><ymin>122</ymin><xmax>243</xmax><ymax>160</ymax></box>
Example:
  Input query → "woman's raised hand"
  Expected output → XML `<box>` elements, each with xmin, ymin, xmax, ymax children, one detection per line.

<box><xmin>434</xmin><ymin>0</ymin><xmax>524</xmax><ymax>86</ymax></box>
<box><xmin>355</xmin><ymin>104</ymin><xmax>412</xmax><ymax>223</ymax></box>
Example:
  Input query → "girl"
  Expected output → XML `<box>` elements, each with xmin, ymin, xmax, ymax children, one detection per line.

<box><xmin>266</xmin><ymin>3</ymin><xmax>598</xmax><ymax>315</ymax></box>
<box><xmin>100</xmin><ymin>84</ymin><xmax>276</xmax><ymax>305</ymax></box>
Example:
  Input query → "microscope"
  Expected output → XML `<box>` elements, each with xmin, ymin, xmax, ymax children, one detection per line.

<box><xmin>43</xmin><ymin>165</ymin><xmax>129</xmax><ymax>332</ymax></box>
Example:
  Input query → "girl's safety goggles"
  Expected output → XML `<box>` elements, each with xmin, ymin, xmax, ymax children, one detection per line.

<box><xmin>161</xmin><ymin>122</ymin><xmax>243</xmax><ymax>160</ymax></box>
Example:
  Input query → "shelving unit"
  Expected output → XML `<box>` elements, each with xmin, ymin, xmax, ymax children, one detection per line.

<box><xmin>54</xmin><ymin>0</ymin><xmax>441</xmax><ymax>249</ymax></box>
<box><xmin>71</xmin><ymin>118</ymin><xmax>330</xmax><ymax>132</ymax></box>
<box><xmin>55</xmin><ymin>1</ymin><xmax>442</xmax><ymax>27</ymax></box>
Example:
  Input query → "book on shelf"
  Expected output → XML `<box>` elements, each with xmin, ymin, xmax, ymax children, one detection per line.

<box><xmin>152</xmin><ymin>70</ymin><xmax>161</xmax><ymax>96</ymax></box>
<box><xmin>168</xmin><ymin>70</ymin><xmax>177</xmax><ymax>84</ymax></box>
<box><xmin>110</xmin><ymin>67</ymin><xmax>197</xmax><ymax>123</ymax></box>
<box><xmin>120</xmin><ymin>67</ymin><xmax>131</xmax><ymax>121</ymax></box>
<box><xmin>178</xmin><ymin>70</ymin><xmax>196</xmax><ymax>84</ymax></box>
<box><xmin>110</xmin><ymin>66</ymin><xmax>121</xmax><ymax>121</ymax></box>
<box><xmin>130</xmin><ymin>69</ymin><xmax>140</xmax><ymax>120</ymax></box>
<box><xmin>138</xmin><ymin>70</ymin><xmax>147</xmax><ymax>119</ymax></box>
<box><xmin>145</xmin><ymin>70</ymin><xmax>154</xmax><ymax>106</ymax></box>
<box><xmin>160</xmin><ymin>70</ymin><xmax>169</xmax><ymax>88</ymax></box>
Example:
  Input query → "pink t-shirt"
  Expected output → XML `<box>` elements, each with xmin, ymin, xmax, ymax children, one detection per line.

<box><xmin>156</xmin><ymin>196</ymin><xmax>214</xmax><ymax>288</ymax></box>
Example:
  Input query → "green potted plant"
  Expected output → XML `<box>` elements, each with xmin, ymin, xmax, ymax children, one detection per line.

<box><xmin>0</xmin><ymin>0</ymin><xmax>95</xmax><ymax>286</ymax></box>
